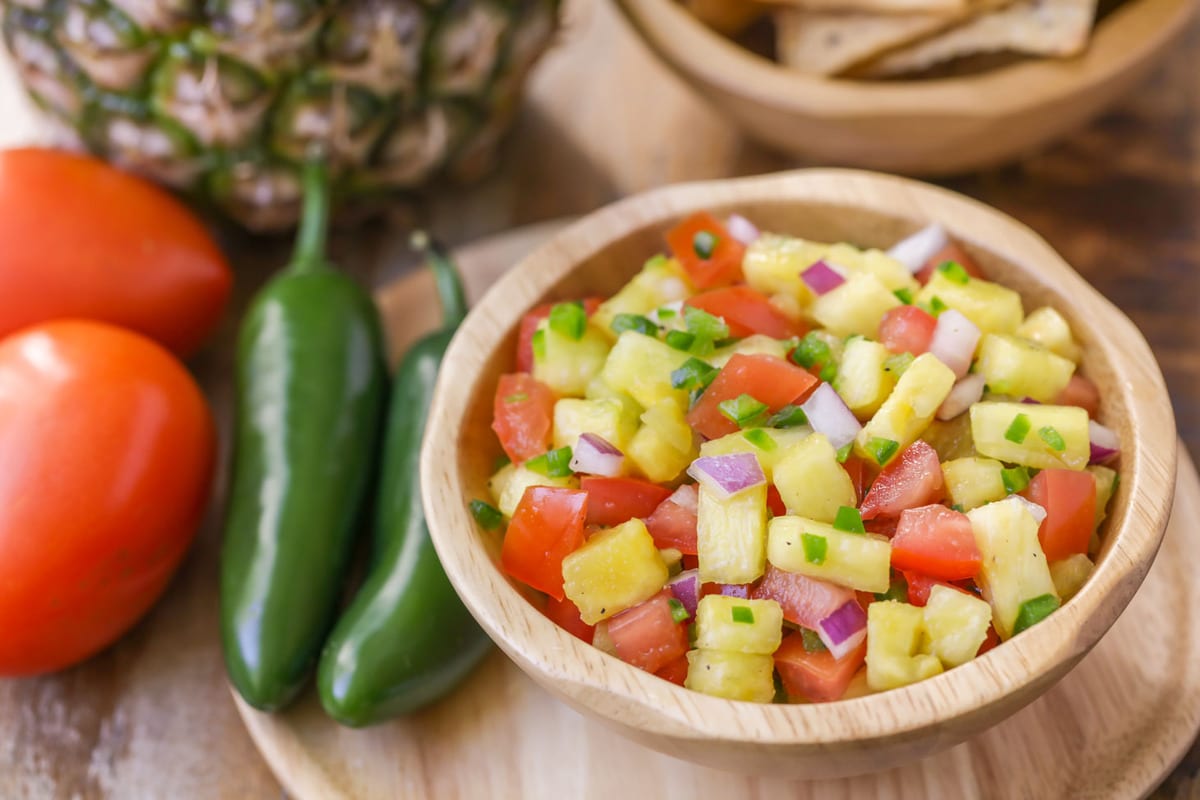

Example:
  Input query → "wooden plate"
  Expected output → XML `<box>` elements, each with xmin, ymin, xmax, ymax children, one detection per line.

<box><xmin>234</xmin><ymin>222</ymin><xmax>1200</xmax><ymax>799</ymax></box>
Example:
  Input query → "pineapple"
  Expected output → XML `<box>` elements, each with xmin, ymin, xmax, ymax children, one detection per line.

<box><xmin>970</xmin><ymin>401</ymin><xmax>1089</xmax><ymax>471</ymax></box>
<box><xmin>941</xmin><ymin>457</ymin><xmax>1006</xmax><ymax>511</ymax></box>
<box><xmin>767</xmin><ymin>516</ymin><xmax>891</xmax><ymax>593</ymax></box>
<box><xmin>967</xmin><ymin>497</ymin><xmax>1059</xmax><ymax>640</ymax></box>
<box><xmin>696</xmin><ymin>482</ymin><xmax>768</xmax><ymax>584</ymax></box>
<box><xmin>865</xmin><ymin>601</ymin><xmax>943</xmax><ymax>691</ymax></box>
<box><xmin>974</xmin><ymin>334</ymin><xmax>1074</xmax><ymax>402</ymax></box>
<box><xmin>561</xmin><ymin>519</ymin><xmax>667</xmax><ymax>625</ymax></box>
<box><xmin>809</xmin><ymin>272</ymin><xmax>900</xmax><ymax>338</ymax></box>
<box><xmin>2</xmin><ymin>0</ymin><xmax>559</xmax><ymax>230</ymax></box>
<box><xmin>772</xmin><ymin>432</ymin><xmax>856</xmax><ymax>522</ymax></box>
<box><xmin>693</xmin><ymin>595</ymin><xmax>783</xmax><ymax>654</ymax></box>
<box><xmin>684</xmin><ymin>648</ymin><xmax>775</xmax><ymax>703</ymax></box>
<box><xmin>855</xmin><ymin>352</ymin><xmax>955</xmax><ymax>464</ymax></box>
<box><xmin>1049</xmin><ymin>554</ymin><xmax>1093</xmax><ymax>601</ymax></box>
<box><xmin>922</xmin><ymin>585</ymin><xmax>992</xmax><ymax>668</ymax></box>
<box><xmin>1016</xmin><ymin>307</ymin><xmax>1082</xmax><ymax>363</ymax></box>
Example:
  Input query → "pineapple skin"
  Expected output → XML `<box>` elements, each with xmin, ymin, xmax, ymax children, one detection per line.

<box><xmin>2</xmin><ymin>0</ymin><xmax>560</xmax><ymax>230</ymax></box>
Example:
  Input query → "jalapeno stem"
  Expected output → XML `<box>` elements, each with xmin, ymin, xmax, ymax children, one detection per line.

<box><xmin>290</xmin><ymin>160</ymin><xmax>332</xmax><ymax>274</ymax></box>
<box><xmin>410</xmin><ymin>231</ymin><xmax>467</xmax><ymax>329</ymax></box>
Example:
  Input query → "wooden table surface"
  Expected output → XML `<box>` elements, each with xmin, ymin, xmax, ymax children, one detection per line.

<box><xmin>0</xmin><ymin>0</ymin><xmax>1196</xmax><ymax>796</ymax></box>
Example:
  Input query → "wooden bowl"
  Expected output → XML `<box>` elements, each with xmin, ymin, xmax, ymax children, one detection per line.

<box><xmin>421</xmin><ymin>170</ymin><xmax>1177</xmax><ymax>778</ymax></box>
<box><xmin>612</xmin><ymin>0</ymin><xmax>1197</xmax><ymax>174</ymax></box>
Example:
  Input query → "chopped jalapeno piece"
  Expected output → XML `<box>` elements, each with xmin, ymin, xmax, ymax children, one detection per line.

<box><xmin>468</xmin><ymin>499</ymin><xmax>504</xmax><ymax>530</ymax></box>
<box><xmin>1012</xmin><ymin>593</ymin><xmax>1060</xmax><ymax>635</ymax></box>
<box><xmin>548</xmin><ymin>301</ymin><xmax>587</xmax><ymax>340</ymax></box>
<box><xmin>801</xmin><ymin>533</ymin><xmax>828</xmax><ymax>565</ymax></box>
<box><xmin>1005</xmin><ymin>413</ymin><xmax>1032</xmax><ymax>444</ymax></box>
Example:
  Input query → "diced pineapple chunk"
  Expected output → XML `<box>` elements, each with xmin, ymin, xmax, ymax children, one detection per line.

<box><xmin>967</xmin><ymin>497</ymin><xmax>1059</xmax><ymax>639</ymax></box>
<box><xmin>562</xmin><ymin>519</ymin><xmax>668</xmax><ymax>625</ymax></box>
<box><xmin>1050</xmin><ymin>554</ymin><xmax>1094</xmax><ymax>601</ymax></box>
<box><xmin>585</xmin><ymin>376</ymin><xmax>644</xmax><ymax>417</ymax></box>
<box><xmin>600</xmin><ymin>331</ymin><xmax>691</xmax><ymax>411</ymax></box>
<box><xmin>626</xmin><ymin>424</ymin><xmax>694</xmax><ymax>484</ymax></box>
<box><xmin>1016</xmin><ymin>307</ymin><xmax>1082</xmax><ymax>363</ymax></box>
<box><xmin>532</xmin><ymin>320</ymin><xmax>611</xmax><ymax>397</ymax></box>
<box><xmin>742</xmin><ymin>234</ymin><xmax>824</xmax><ymax>305</ymax></box>
<box><xmin>856</xmin><ymin>353</ymin><xmax>956</xmax><ymax>462</ymax></box>
<box><xmin>767</xmin><ymin>516</ymin><xmax>891</xmax><ymax>593</ymax></box>
<box><xmin>697</xmin><ymin>483</ymin><xmax>768</xmax><ymax>584</ymax></box>
<box><xmin>941</xmin><ymin>457</ymin><xmax>1007</xmax><ymax>511</ymax></box>
<box><xmin>970</xmin><ymin>401</ymin><xmax>1090</xmax><ymax>470</ymax></box>
<box><xmin>834</xmin><ymin>337</ymin><xmax>897</xmax><ymax>419</ymax></box>
<box><xmin>922</xmin><ymin>414</ymin><xmax>976</xmax><ymax>461</ymax></box>
<box><xmin>552</xmin><ymin>397</ymin><xmax>639</xmax><ymax>452</ymax></box>
<box><xmin>772</xmin><ymin>433</ymin><xmax>857</xmax><ymax>522</ymax></box>
<box><xmin>709</xmin><ymin>334</ymin><xmax>787</xmax><ymax>368</ymax></box>
<box><xmin>810</xmin><ymin>272</ymin><xmax>901</xmax><ymax>338</ymax></box>
<box><xmin>923</xmin><ymin>586</ymin><xmax>992</xmax><ymax>668</ymax></box>
<box><xmin>825</xmin><ymin>243</ymin><xmax>920</xmax><ymax>294</ymax></box>
<box><xmin>640</xmin><ymin>398</ymin><xmax>696</xmax><ymax>456</ymax></box>
<box><xmin>685</xmin><ymin>649</ymin><xmax>776</xmax><ymax>703</ymax></box>
<box><xmin>1088</xmin><ymin>465</ymin><xmax>1119</xmax><ymax>529</ymax></box>
<box><xmin>975</xmin><ymin>334</ymin><xmax>1075</xmax><ymax>402</ymax></box>
<box><xmin>915</xmin><ymin>271</ymin><xmax>1024</xmax><ymax>336</ymax></box>
<box><xmin>866</xmin><ymin>601</ymin><xmax>943</xmax><ymax>691</ymax></box>
<box><xmin>700</xmin><ymin>427</ymin><xmax>813</xmax><ymax>481</ymax></box>
<box><xmin>592</xmin><ymin>256</ymin><xmax>695</xmax><ymax>335</ymax></box>
<box><xmin>489</xmin><ymin>462</ymin><xmax>578</xmax><ymax>518</ymax></box>
<box><xmin>694</xmin><ymin>596</ymin><xmax>784</xmax><ymax>654</ymax></box>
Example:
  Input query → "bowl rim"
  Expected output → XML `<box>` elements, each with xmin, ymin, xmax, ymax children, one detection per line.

<box><xmin>422</xmin><ymin>168</ymin><xmax>1177</xmax><ymax>748</ymax></box>
<box><xmin>613</xmin><ymin>0</ymin><xmax>1199</xmax><ymax>118</ymax></box>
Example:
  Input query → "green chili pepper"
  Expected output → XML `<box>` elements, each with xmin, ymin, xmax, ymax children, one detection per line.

<box><xmin>316</xmin><ymin>233</ymin><xmax>491</xmax><ymax>726</ymax></box>
<box><xmin>221</xmin><ymin>161</ymin><xmax>388</xmax><ymax>711</ymax></box>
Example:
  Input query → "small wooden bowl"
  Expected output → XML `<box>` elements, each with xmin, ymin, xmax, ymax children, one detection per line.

<box><xmin>613</xmin><ymin>0</ymin><xmax>1197</xmax><ymax>174</ymax></box>
<box><xmin>421</xmin><ymin>170</ymin><xmax>1177</xmax><ymax>778</ymax></box>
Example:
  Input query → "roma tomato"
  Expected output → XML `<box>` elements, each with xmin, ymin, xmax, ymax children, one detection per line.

<box><xmin>607</xmin><ymin>590</ymin><xmax>689</xmax><ymax>673</ymax></box>
<box><xmin>915</xmin><ymin>242</ymin><xmax>986</xmax><ymax>284</ymax></box>
<box><xmin>0</xmin><ymin>149</ymin><xmax>231</xmax><ymax>356</ymax></box>
<box><xmin>500</xmin><ymin>486</ymin><xmax>587</xmax><ymax>600</ymax></box>
<box><xmin>581</xmin><ymin>476</ymin><xmax>673</xmax><ymax>527</ymax></box>
<box><xmin>878</xmin><ymin>306</ymin><xmax>936</xmax><ymax>356</ymax></box>
<box><xmin>666</xmin><ymin>212</ymin><xmax>745</xmax><ymax>289</ymax></box>
<box><xmin>686</xmin><ymin>353</ymin><xmax>818</xmax><ymax>440</ymax></box>
<box><xmin>1055</xmin><ymin>374</ymin><xmax>1101</xmax><ymax>419</ymax></box>
<box><xmin>860</xmin><ymin>440</ymin><xmax>945</xmax><ymax>519</ymax></box>
<box><xmin>645</xmin><ymin>485</ymin><xmax>699</xmax><ymax>554</ymax></box>
<box><xmin>774</xmin><ymin>634</ymin><xmax>865</xmax><ymax>703</ymax></box>
<box><xmin>0</xmin><ymin>321</ymin><xmax>215</xmax><ymax>676</ymax></box>
<box><xmin>492</xmin><ymin>373</ymin><xmax>555</xmax><ymax>462</ymax></box>
<box><xmin>685</xmin><ymin>286</ymin><xmax>803</xmax><ymax>339</ymax></box>
<box><xmin>890</xmin><ymin>505</ymin><xmax>981</xmax><ymax>581</ymax></box>
<box><xmin>1021</xmin><ymin>469</ymin><xmax>1097</xmax><ymax>561</ymax></box>
<box><xmin>543</xmin><ymin>595</ymin><xmax>594</xmax><ymax>644</ymax></box>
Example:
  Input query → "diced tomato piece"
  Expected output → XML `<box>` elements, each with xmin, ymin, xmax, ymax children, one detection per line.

<box><xmin>543</xmin><ymin>595</ymin><xmax>595</xmax><ymax>644</ymax></box>
<box><xmin>666</xmin><ymin>212</ymin><xmax>745</xmax><ymax>289</ymax></box>
<box><xmin>645</xmin><ymin>485</ymin><xmax>699</xmax><ymax>554</ymax></box>
<box><xmin>775</xmin><ymin>634</ymin><xmax>866</xmax><ymax>703</ymax></box>
<box><xmin>915</xmin><ymin>241</ymin><xmax>986</xmax><ymax>285</ymax></box>
<box><xmin>878</xmin><ymin>306</ymin><xmax>936</xmax><ymax>356</ymax></box>
<box><xmin>685</xmin><ymin>286</ymin><xmax>804</xmax><ymax>339</ymax></box>
<box><xmin>860</xmin><ymin>440</ymin><xmax>944</xmax><ymax>520</ymax></box>
<box><xmin>607</xmin><ymin>590</ymin><xmax>689</xmax><ymax>673</ymax></box>
<box><xmin>580</xmin><ymin>476</ymin><xmax>673</xmax><ymax>528</ymax></box>
<box><xmin>766</xmin><ymin>484</ymin><xmax>787</xmax><ymax>517</ymax></box>
<box><xmin>902</xmin><ymin>571</ymin><xmax>958</xmax><ymax>607</ymax></box>
<box><xmin>686</xmin><ymin>353</ymin><xmax>819</xmax><ymax>440</ymax></box>
<box><xmin>749</xmin><ymin>565</ymin><xmax>855</xmax><ymax>629</ymax></box>
<box><xmin>890</xmin><ymin>504</ymin><xmax>981</xmax><ymax>581</ymax></box>
<box><xmin>702</xmin><ymin>582</ymin><xmax>751</xmax><ymax>599</ymax></box>
<box><xmin>681</xmin><ymin>553</ymin><xmax>699</xmax><ymax>571</ymax></box>
<box><xmin>655</xmin><ymin>654</ymin><xmax>689</xmax><ymax>686</ymax></box>
<box><xmin>515</xmin><ymin>297</ymin><xmax>603</xmax><ymax>373</ymax></box>
<box><xmin>1054</xmin><ymin>374</ymin><xmax>1100</xmax><ymax>419</ymax></box>
<box><xmin>976</xmin><ymin>625</ymin><xmax>1001</xmax><ymax>656</ymax></box>
<box><xmin>842</xmin><ymin>455</ymin><xmax>868</xmax><ymax>504</ymax></box>
<box><xmin>492</xmin><ymin>373</ymin><xmax>556</xmax><ymax>462</ymax></box>
<box><xmin>864</xmin><ymin>516</ymin><xmax>899</xmax><ymax>538</ymax></box>
<box><xmin>501</xmin><ymin>486</ymin><xmax>587</xmax><ymax>600</ymax></box>
<box><xmin>1021</xmin><ymin>469</ymin><xmax>1097</xmax><ymax>562</ymax></box>
<box><xmin>856</xmin><ymin>591</ymin><xmax>876</xmax><ymax>609</ymax></box>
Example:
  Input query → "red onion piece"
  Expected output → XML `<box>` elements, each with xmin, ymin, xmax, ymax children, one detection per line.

<box><xmin>569</xmin><ymin>432</ymin><xmax>624</xmax><ymax>477</ymax></box>
<box><xmin>888</xmin><ymin>223</ymin><xmax>948</xmax><ymax>274</ymax></box>
<box><xmin>800</xmin><ymin>260</ymin><xmax>846</xmax><ymax>296</ymax></box>
<box><xmin>800</xmin><ymin>383</ymin><xmax>862</xmax><ymax>451</ymax></box>
<box><xmin>667</xmin><ymin>483</ymin><xmax>699</xmax><ymax>513</ymax></box>
<box><xmin>667</xmin><ymin>569</ymin><xmax>700</xmax><ymax>618</ymax></box>
<box><xmin>1089</xmin><ymin>420</ymin><xmax>1120</xmax><ymax>464</ymax></box>
<box><xmin>686</xmin><ymin>453</ymin><xmax>765</xmax><ymax>499</ymax></box>
<box><xmin>816</xmin><ymin>600</ymin><xmax>868</xmax><ymax>660</ymax></box>
<box><xmin>1011</xmin><ymin>495</ymin><xmax>1047</xmax><ymax>525</ymax></box>
<box><xmin>1020</xmin><ymin>397</ymin><xmax>1041</xmax><ymax>405</ymax></box>
<box><xmin>936</xmin><ymin>373</ymin><xmax>985</xmax><ymax>421</ymax></box>
<box><xmin>714</xmin><ymin>583</ymin><xmax>751</xmax><ymax>599</ymax></box>
<box><xmin>928</xmin><ymin>309</ymin><xmax>980</xmax><ymax>379</ymax></box>
<box><xmin>726</xmin><ymin>214</ymin><xmax>760</xmax><ymax>245</ymax></box>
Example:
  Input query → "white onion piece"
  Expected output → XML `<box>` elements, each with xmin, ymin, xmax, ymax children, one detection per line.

<box><xmin>936</xmin><ymin>373</ymin><xmax>986</xmax><ymax>421</ymax></box>
<box><xmin>1089</xmin><ymin>420</ymin><xmax>1121</xmax><ymax>464</ymax></box>
<box><xmin>800</xmin><ymin>383</ymin><xmax>862</xmax><ymax>451</ymax></box>
<box><xmin>667</xmin><ymin>569</ymin><xmax>700</xmax><ymax>618</ymax></box>
<box><xmin>726</xmin><ymin>214</ymin><xmax>761</xmax><ymax>245</ymax></box>
<box><xmin>816</xmin><ymin>600</ymin><xmax>868</xmax><ymax>661</ymax></box>
<box><xmin>687</xmin><ymin>453</ymin><xmax>765</xmax><ymax>499</ymax></box>
<box><xmin>667</xmin><ymin>483</ymin><xmax>699</xmax><ymax>513</ymax></box>
<box><xmin>1011</xmin><ymin>495</ymin><xmax>1048</xmax><ymax>525</ymax></box>
<box><xmin>888</xmin><ymin>223</ymin><xmax>948</xmax><ymax>274</ymax></box>
<box><xmin>928</xmin><ymin>309</ymin><xmax>980</xmax><ymax>379</ymax></box>
<box><xmin>569</xmin><ymin>433</ymin><xmax>624</xmax><ymax>477</ymax></box>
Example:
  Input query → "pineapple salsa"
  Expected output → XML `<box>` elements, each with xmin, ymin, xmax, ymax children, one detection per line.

<box><xmin>470</xmin><ymin>212</ymin><xmax>1121</xmax><ymax>704</ymax></box>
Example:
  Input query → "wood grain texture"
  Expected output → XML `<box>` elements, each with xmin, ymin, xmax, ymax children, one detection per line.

<box><xmin>239</xmin><ymin>220</ymin><xmax>1200</xmax><ymax>799</ymax></box>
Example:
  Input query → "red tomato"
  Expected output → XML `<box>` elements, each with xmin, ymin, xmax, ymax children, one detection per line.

<box><xmin>775</xmin><ymin>635</ymin><xmax>866</xmax><ymax>703</ymax></box>
<box><xmin>766</xmin><ymin>484</ymin><xmax>787</xmax><ymax>517</ymax></box>
<box><xmin>655</xmin><ymin>654</ymin><xmax>689</xmax><ymax>687</ymax></box>
<box><xmin>864</xmin><ymin>516</ymin><xmax>899</xmax><ymax>538</ymax></box>
<box><xmin>842</xmin><ymin>455</ymin><xmax>868</xmax><ymax>504</ymax></box>
<box><xmin>544</xmin><ymin>595</ymin><xmax>594</xmax><ymax>644</ymax></box>
<box><xmin>607</xmin><ymin>590</ymin><xmax>689</xmax><ymax>673</ymax></box>
<box><xmin>0</xmin><ymin>321</ymin><xmax>215</xmax><ymax>675</ymax></box>
<box><xmin>515</xmin><ymin>297</ymin><xmax>603</xmax><ymax>373</ymax></box>
<box><xmin>645</xmin><ymin>485</ymin><xmax>699</xmax><ymax>554</ymax></box>
<box><xmin>681</xmin><ymin>553</ymin><xmax>700</xmax><ymax>571</ymax></box>
<box><xmin>1021</xmin><ymin>469</ymin><xmax>1097</xmax><ymax>562</ymax></box>
<box><xmin>0</xmin><ymin>149</ymin><xmax>231</xmax><ymax>357</ymax></box>
<box><xmin>1054</xmin><ymin>374</ymin><xmax>1101</xmax><ymax>419</ymax></box>
<box><xmin>685</xmin><ymin>286</ymin><xmax>803</xmax><ymax>339</ymax></box>
<box><xmin>890</xmin><ymin>505</ymin><xmax>981</xmax><ymax>581</ymax></box>
<box><xmin>666</xmin><ymin>212</ymin><xmax>745</xmax><ymax>289</ymax></box>
<box><xmin>915</xmin><ymin>241</ymin><xmax>986</xmax><ymax>285</ymax></box>
<box><xmin>976</xmin><ymin>625</ymin><xmax>1001</xmax><ymax>656</ymax></box>
<box><xmin>581</xmin><ymin>476</ymin><xmax>673</xmax><ymax>528</ymax></box>
<box><xmin>902</xmin><ymin>571</ymin><xmax>957</xmax><ymax>607</ymax></box>
<box><xmin>749</xmin><ymin>565</ymin><xmax>855</xmax><ymax>629</ymax></box>
<box><xmin>860</xmin><ymin>440</ymin><xmax>944</xmax><ymax>519</ymax></box>
<box><xmin>686</xmin><ymin>353</ymin><xmax>818</xmax><ymax>440</ymax></box>
<box><xmin>492</xmin><ymin>373</ymin><xmax>555</xmax><ymax>462</ymax></box>
<box><xmin>500</xmin><ymin>486</ymin><xmax>587</xmax><ymax>600</ymax></box>
<box><xmin>878</xmin><ymin>306</ymin><xmax>936</xmax><ymax>356</ymax></box>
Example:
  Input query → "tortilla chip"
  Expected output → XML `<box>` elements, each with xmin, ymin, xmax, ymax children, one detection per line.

<box><xmin>686</xmin><ymin>0</ymin><xmax>770</xmax><ymax>35</ymax></box>
<box><xmin>774</xmin><ymin>10</ymin><xmax>952</xmax><ymax>74</ymax></box>
<box><xmin>855</xmin><ymin>0</ymin><xmax>1097</xmax><ymax>76</ymax></box>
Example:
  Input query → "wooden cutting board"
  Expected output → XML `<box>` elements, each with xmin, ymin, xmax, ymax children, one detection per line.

<box><xmin>232</xmin><ymin>222</ymin><xmax>1200</xmax><ymax>800</ymax></box>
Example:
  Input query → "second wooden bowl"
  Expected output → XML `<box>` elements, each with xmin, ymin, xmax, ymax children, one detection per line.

<box><xmin>421</xmin><ymin>169</ymin><xmax>1177</xmax><ymax>778</ymax></box>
